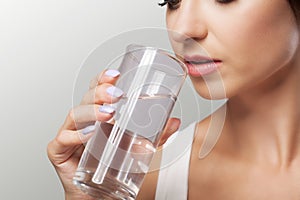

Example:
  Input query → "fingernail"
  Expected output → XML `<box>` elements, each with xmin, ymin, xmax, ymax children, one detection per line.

<box><xmin>106</xmin><ymin>86</ymin><xmax>123</xmax><ymax>97</ymax></box>
<box><xmin>105</xmin><ymin>69</ymin><xmax>120</xmax><ymax>77</ymax></box>
<box><xmin>81</xmin><ymin>125</ymin><xmax>96</xmax><ymax>135</ymax></box>
<box><xmin>99</xmin><ymin>105</ymin><xmax>115</xmax><ymax>114</ymax></box>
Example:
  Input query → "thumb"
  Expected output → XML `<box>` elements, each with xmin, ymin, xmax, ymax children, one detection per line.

<box><xmin>159</xmin><ymin>117</ymin><xmax>181</xmax><ymax>146</ymax></box>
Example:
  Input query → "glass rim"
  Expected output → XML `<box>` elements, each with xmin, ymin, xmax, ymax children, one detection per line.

<box><xmin>125</xmin><ymin>43</ymin><xmax>188</xmax><ymax>77</ymax></box>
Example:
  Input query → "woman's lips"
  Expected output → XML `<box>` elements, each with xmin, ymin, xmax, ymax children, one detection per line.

<box><xmin>184</xmin><ymin>55</ymin><xmax>222</xmax><ymax>77</ymax></box>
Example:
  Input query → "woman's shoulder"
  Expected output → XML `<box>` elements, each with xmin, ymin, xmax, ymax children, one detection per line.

<box><xmin>137</xmin><ymin>122</ymin><xmax>198</xmax><ymax>200</ymax></box>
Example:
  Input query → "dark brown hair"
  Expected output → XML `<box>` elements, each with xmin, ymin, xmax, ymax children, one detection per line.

<box><xmin>289</xmin><ymin>0</ymin><xmax>300</xmax><ymax>19</ymax></box>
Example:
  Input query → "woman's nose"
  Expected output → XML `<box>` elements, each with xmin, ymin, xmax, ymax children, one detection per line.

<box><xmin>167</xmin><ymin>1</ymin><xmax>208</xmax><ymax>44</ymax></box>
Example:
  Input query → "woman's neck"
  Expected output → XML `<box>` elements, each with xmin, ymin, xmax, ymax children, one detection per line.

<box><xmin>226</xmin><ymin>57</ymin><xmax>300</xmax><ymax>168</ymax></box>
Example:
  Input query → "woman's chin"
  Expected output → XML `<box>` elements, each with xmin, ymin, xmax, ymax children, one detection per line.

<box><xmin>191</xmin><ymin>82</ymin><xmax>228</xmax><ymax>100</ymax></box>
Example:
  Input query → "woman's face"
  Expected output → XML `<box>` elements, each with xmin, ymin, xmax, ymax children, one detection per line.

<box><xmin>166</xmin><ymin>0</ymin><xmax>299</xmax><ymax>99</ymax></box>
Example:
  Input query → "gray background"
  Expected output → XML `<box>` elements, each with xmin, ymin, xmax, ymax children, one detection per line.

<box><xmin>0</xmin><ymin>0</ymin><xmax>224</xmax><ymax>199</ymax></box>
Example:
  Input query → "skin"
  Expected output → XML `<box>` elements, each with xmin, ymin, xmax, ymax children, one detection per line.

<box><xmin>48</xmin><ymin>0</ymin><xmax>300</xmax><ymax>199</ymax></box>
<box><xmin>139</xmin><ymin>0</ymin><xmax>300</xmax><ymax>199</ymax></box>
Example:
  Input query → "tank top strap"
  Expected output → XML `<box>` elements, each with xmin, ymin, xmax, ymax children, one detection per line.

<box><xmin>155</xmin><ymin>122</ymin><xmax>197</xmax><ymax>200</ymax></box>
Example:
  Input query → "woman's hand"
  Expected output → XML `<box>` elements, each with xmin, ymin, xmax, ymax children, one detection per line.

<box><xmin>47</xmin><ymin>69</ymin><xmax>181</xmax><ymax>199</ymax></box>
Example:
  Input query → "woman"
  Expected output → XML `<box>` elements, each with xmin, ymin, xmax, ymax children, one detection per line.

<box><xmin>47</xmin><ymin>0</ymin><xmax>300</xmax><ymax>199</ymax></box>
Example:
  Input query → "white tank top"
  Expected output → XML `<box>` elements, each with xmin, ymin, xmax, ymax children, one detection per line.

<box><xmin>155</xmin><ymin>122</ymin><xmax>196</xmax><ymax>200</ymax></box>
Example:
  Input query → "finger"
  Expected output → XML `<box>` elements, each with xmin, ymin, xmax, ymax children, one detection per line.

<box><xmin>61</xmin><ymin>104</ymin><xmax>115</xmax><ymax>130</ymax></box>
<box><xmin>159</xmin><ymin>118</ymin><xmax>181</xmax><ymax>146</ymax></box>
<box><xmin>47</xmin><ymin>126</ymin><xmax>96</xmax><ymax>165</ymax></box>
<box><xmin>81</xmin><ymin>84</ymin><xmax>124</xmax><ymax>105</ymax></box>
<box><xmin>89</xmin><ymin>69</ymin><xmax>120</xmax><ymax>89</ymax></box>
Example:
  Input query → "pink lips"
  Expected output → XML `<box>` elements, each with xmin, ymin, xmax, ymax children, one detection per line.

<box><xmin>184</xmin><ymin>55</ymin><xmax>222</xmax><ymax>77</ymax></box>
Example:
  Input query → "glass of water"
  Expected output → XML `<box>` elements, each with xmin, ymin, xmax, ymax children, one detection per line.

<box><xmin>73</xmin><ymin>44</ymin><xmax>187</xmax><ymax>199</ymax></box>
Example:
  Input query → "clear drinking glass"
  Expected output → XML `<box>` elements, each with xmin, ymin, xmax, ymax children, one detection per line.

<box><xmin>73</xmin><ymin>44</ymin><xmax>187</xmax><ymax>199</ymax></box>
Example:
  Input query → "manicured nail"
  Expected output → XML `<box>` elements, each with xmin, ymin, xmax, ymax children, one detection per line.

<box><xmin>81</xmin><ymin>125</ymin><xmax>96</xmax><ymax>135</ymax></box>
<box><xmin>106</xmin><ymin>86</ymin><xmax>123</xmax><ymax>97</ymax></box>
<box><xmin>105</xmin><ymin>69</ymin><xmax>120</xmax><ymax>77</ymax></box>
<box><xmin>99</xmin><ymin>105</ymin><xmax>115</xmax><ymax>114</ymax></box>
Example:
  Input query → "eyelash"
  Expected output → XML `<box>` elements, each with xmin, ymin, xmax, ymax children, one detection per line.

<box><xmin>158</xmin><ymin>0</ymin><xmax>234</xmax><ymax>10</ymax></box>
<box><xmin>158</xmin><ymin>0</ymin><xmax>181</xmax><ymax>10</ymax></box>
<box><xmin>216</xmin><ymin>0</ymin><xmax>234</xmax><ymax>4</ymax></box>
